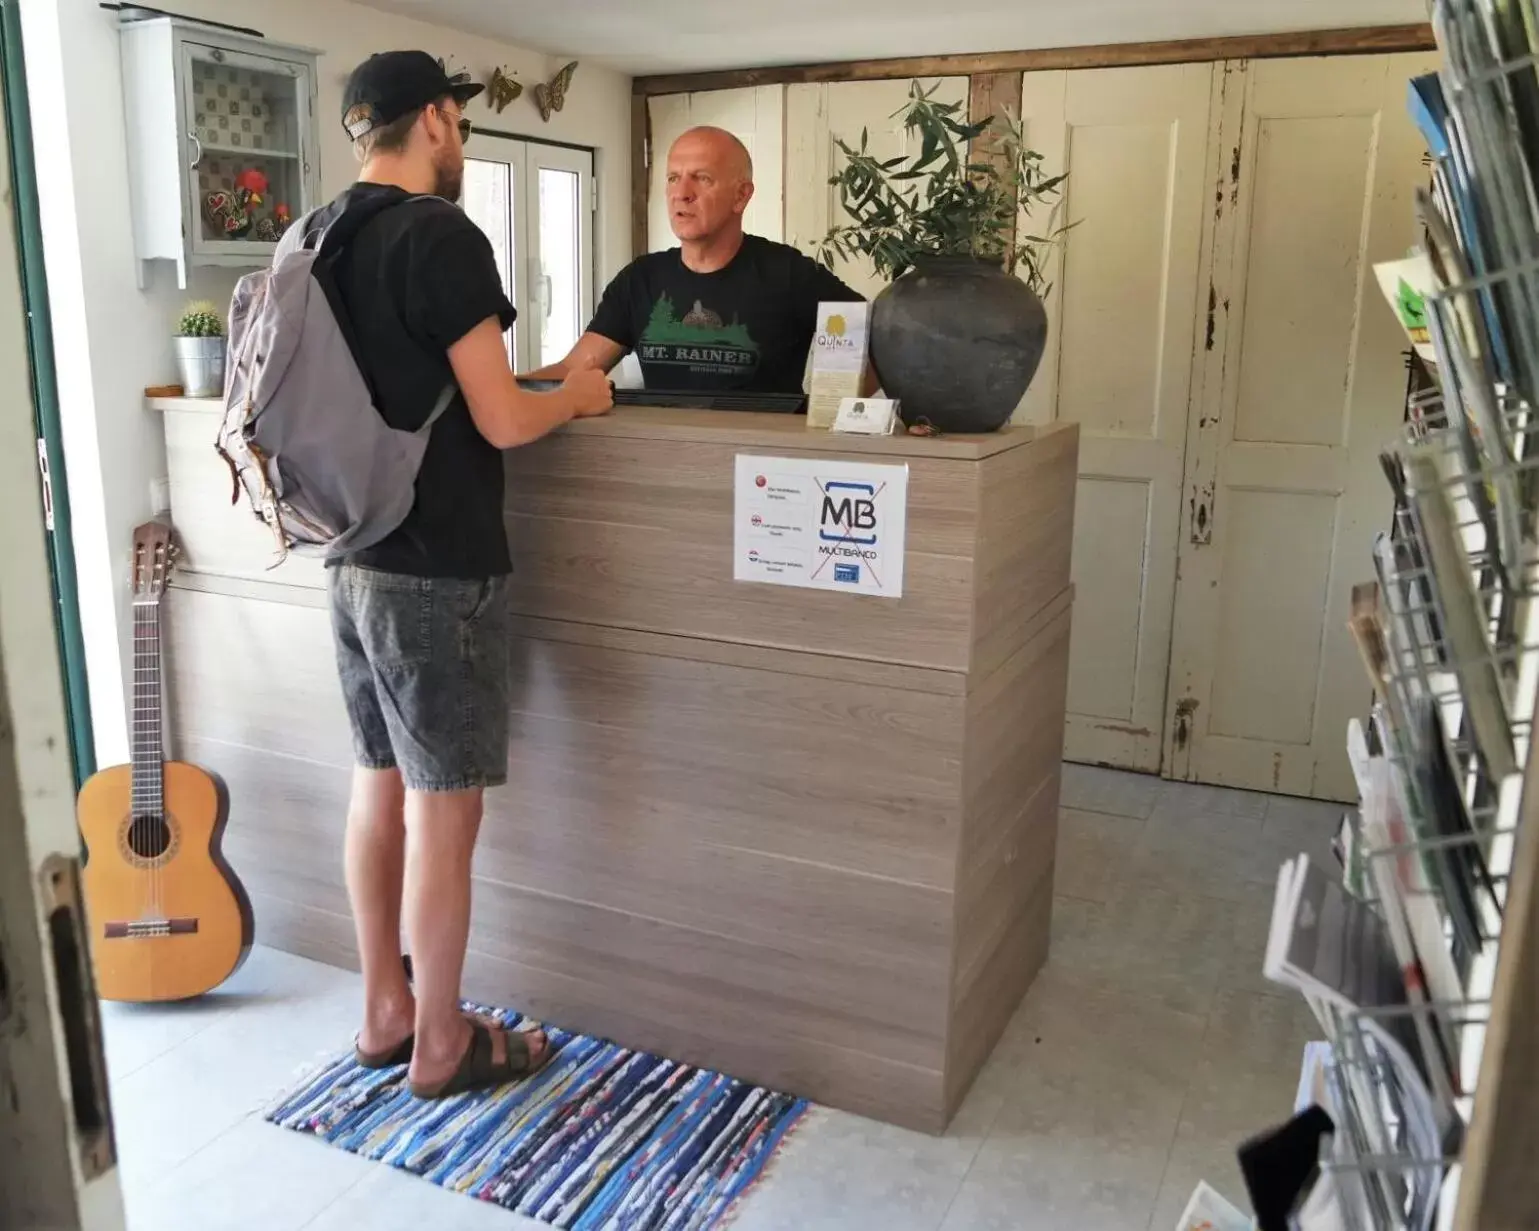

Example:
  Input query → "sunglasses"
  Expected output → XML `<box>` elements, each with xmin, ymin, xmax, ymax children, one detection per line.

<box><xmin>440</xmin><ymin>106</ymin><xmax>472</xmax><ymax>144</ymax></box>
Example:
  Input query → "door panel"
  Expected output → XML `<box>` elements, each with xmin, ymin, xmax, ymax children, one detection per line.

<box><xmin>1165</xmin><ymin>53</ymin><xmax>1439</xmax><ymax>801</ymax></box>
<box><xmin>465</xmin><ymin>137</ymin><xmax>594</xmax><ymax>373</ymax></box>
<box><xmin>1016</xmin><ymin>63</ymin><xmax>1214</xmax><ymax>772</ymax></box>
<box><xmin>647</xmin><ymin>86</ymin><xmax>784</xmax><ymax>251</ymax></box>
<box><xmin>0</xmin><ymin>5</ymin><xmax>123</xmax><ymax>1211</ymax></box>
<box><xmin>527</xmin><ymin>141</ymin><xmax>596</xmax><ymax>369</ymax></box>
<box><xmin>1206</xmin><ymin>487</ymin><xmax>1337</xmax><ymax>743</ymax></box>
<box><xmin>463</xmin><ymin>149</ymin><xmax>522</xmax><ymax>364</ymax></box>
<box><xmin>1231</xmin><ymin>113</ymin><xmax>1378</xmax><ymax>448</ymax></box>
<box><xmin>783</xmin><ymin>77</ymin><xmax>969</xmax><ymax>298</ymax></box>
<box><xmin>1069</xmin><ymin>476</ymin><xmax>1153</xmax><ymax>721</ymax></box>
<box><xmin>1056</xmin><ymin>125</ymin><xmax>1182</xmax><ymax>436</ymax></box>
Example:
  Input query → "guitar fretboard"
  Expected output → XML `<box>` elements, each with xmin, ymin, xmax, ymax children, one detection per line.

<box><xmin>131</xmin><ymin>597</ymin><xmax>163</xmax><ymax>818</ymax></box>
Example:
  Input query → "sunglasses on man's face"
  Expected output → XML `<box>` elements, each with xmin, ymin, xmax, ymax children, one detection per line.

<box><xmin>440</xmin><ymin>107</ymin><xmax>471</xmax><ymax>144</ymax></box>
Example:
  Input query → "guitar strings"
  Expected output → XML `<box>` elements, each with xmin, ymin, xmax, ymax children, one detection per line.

<box><xmin>150</xmin><ymin>562</ymin><xmax>163</xmax><ymax>928</ymax></box>
<box><xmin>137</xmin><ymin>592</ymin><xmax>155</xmax><ymax>927</ymax></box>
<box><xmin>136</xmin><ymin>594</ymin><xmax>146</xmax><ymax>924</ymax></box>
<box><xmin>134</xmin><ymin>549</ymin><xmax>166</xmax><ymax>941</ymax></box>
<box><xmin>131</xmin><ymin>537</ymin><xmax>173</xmax><ymax>987</ymax></box>
<box><xmin>149</xmin><ymin>593</ymin><xmax>159</xmax><ymax>925</ymax></box>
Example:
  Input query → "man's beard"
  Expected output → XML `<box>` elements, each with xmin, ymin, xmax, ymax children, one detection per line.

<box><xmin>433</xmin><ymin>151</ymin><xmax>463</xmax><ymax>203</ymax></box>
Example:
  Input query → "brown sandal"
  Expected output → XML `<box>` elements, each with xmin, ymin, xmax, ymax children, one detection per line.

<box><xmin>354</xmin><ymin>1010</ymin><xmax>511</xmax><ymax>1070</ymax></box>
<box><xmin>355</xmin><ymin>1034</ymin><xmax>416</xmax><ymax>1069</ymax></box>
<box><xmin>353</xmin><ymin>956</ymin><xmax>503</xmax><ymax>1070</ymax></box>
<box><xmin>354</xmin><ymin>954</ymin><xmax>419</xmax><ymax>1069</ymax></box>
<box><xmin>409</xmin><ymin>1022</ymin><xmax>549</xmax><ymax>1099</ymax></box>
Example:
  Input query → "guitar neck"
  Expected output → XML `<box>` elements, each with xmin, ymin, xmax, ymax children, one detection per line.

<box><xmin>131</xmin><ymin>596</ymin><xmax>163</xmax><ymax>816</ymax></box>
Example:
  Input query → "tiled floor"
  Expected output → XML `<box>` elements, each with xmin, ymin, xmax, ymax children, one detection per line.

<box><xmin>103</xmin><ymin>765</ymin><xmax>1346</xmax><ymax>1231</ymax></box>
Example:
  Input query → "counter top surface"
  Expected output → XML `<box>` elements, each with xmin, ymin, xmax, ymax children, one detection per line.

<box><xmin>148</xmin><ymin>397</ymin><xmax>1052</xmax><ymax>460</ymax></box>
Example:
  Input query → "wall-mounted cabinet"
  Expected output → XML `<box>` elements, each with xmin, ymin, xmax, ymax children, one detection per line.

<box><xmin>119</xmin><ymin>15</ymin><xmax>322</xmax><ymax>288</ymax></box>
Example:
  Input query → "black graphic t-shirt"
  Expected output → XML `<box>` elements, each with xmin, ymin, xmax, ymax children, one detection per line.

<box><xmin>587</xmin><ymin>235</ymin><xmax>863</xmax><ymax>393</ymax></box>
<box><xmin>313</xmin><ymin>182</ymin><xmax>516</xmax><ymax>578</ymax></box>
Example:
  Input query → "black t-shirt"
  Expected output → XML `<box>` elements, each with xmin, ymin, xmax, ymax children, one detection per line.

<box><xmin>313</xmin><ymin>182</ymin><xmax>515</xmax><ymax>579</ymax></box>
<box><xmin>587</xmin><ymin>235</ymin><xmax>863</xmax><ymax>393</ymax></box>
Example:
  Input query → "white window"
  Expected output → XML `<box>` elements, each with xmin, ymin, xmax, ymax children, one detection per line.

<box><xmin>461</xmin><ymin>133</ymin><xmax>595</xmax><ymax>372</ymax></box>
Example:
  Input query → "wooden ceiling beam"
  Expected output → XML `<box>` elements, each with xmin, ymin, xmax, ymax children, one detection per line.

<box><xmin>631</xmin><ymin>23</ymin><xmax>1435</xmax><ymax>96</ymax></box>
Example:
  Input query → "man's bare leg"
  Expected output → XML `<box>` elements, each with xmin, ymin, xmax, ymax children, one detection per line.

<box><xmin>345</xmin><ymin>766</ymin><xmax>415</xmax><ymax>1055</ymax></box>
<box><xmin>403</xmin><ymin>786</ymin><xmax>545</xmax><ymax>1087</ymax></box>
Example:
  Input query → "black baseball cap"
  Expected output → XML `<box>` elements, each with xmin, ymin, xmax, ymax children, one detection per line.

<box><xmin>341</xmin><ymin>51</ymin><xmax>483</xmax><ymax>139</ymax></box>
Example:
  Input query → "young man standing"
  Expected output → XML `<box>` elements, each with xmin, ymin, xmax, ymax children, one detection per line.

<box><xmin>317</xmin><ymin>51</ymin><xmax>611</xmax><ymax>1098</ymax></box>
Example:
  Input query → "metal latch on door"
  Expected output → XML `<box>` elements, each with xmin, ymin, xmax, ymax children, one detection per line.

<box><xmin>1189</xmin><ymin>482</ymin><xmax>1214</xmax><ymax>546</ymax></box>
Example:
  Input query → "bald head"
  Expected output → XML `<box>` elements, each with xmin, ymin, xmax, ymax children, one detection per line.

<box><xmin>673</xmin><ymin>126</ymin><xmax>753</xmax><ymax>182</ymax></box>
<box><xmin>665</xmin><ymin>126</ymin><xmax>756</xmax><ymax>246</ymax></box>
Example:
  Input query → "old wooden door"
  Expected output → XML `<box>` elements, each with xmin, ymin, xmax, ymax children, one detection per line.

<box><xmin>1163</xmin><ymin>52</ymin><xmax>1438</xmax><ymax>801</ymax></box>
<box><xmin>1014</xmin><ymin>63</ymin><xmax>1215</xmax><ymax>772</ymax></box>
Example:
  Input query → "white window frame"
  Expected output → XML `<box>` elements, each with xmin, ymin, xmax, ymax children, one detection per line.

<box><xmin>464</xmin><ymin>131</ymin><xmax>595</xmax><ymax>372</ymax></box>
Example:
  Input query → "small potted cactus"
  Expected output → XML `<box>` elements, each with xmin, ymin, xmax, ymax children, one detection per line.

<box><xmin>173</xmin><ymin>300</ymin><xmax>226</xmax><ymax>398</ymax></box>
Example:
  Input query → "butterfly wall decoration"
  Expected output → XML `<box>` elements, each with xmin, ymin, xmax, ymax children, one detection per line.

<box><xmin>435</xmin><ymin>56</ymin><xmax>480</xmax><ymax>102</ymax></box>
<box><xmin>533</xmin><ymin>61</ymin><xmax>578</xmax><ymax>123</ymax></box>
<box><xmin>487</xmin><ymin>66</ymin><xmax>523</xmax><ymax>113</ymax></box>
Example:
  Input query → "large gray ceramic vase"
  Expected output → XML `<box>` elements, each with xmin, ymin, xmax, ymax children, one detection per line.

<box><xmin>869</xmin><ymin>255</ymin><xmax>1048</xmax><ymax>433</ymax></box>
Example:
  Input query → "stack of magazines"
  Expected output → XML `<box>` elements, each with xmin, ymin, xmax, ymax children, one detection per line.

<box><xmin>1250</xmin><ymin>2</ymin><xmax>1539</xmax><ymax>1228</ymax></box>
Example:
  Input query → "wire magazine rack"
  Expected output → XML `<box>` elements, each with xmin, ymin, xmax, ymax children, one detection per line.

<box><xmin>1259</xmin><ymin>2</ymin><xmax>1539</xmax><ymax>1224</ymax></box>
<box><xmin>1311</xmin><ymin>379</ymin><xmax>1537</xmax><ymax>1231</ymax></box>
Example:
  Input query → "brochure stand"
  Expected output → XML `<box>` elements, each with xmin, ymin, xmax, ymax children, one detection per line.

<box><xmin>1243</xmin><ymin>5</ymin><xmax>1539</xmax><ymax>1226</ymax></box>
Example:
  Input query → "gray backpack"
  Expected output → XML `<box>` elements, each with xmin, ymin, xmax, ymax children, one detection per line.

<box><xmin>215</xmin><ymin>194</ymin><xmax>453</xmax><ymax>566</ymax></box>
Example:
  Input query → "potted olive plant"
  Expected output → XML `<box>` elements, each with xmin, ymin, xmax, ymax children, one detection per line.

<box><xmin>816</xmin><ymin>81</ymin><xmax>1071</xmax><ymax>432</ymax></box>
<box><xmin>173</xmin><ymin>300</ymin><xmax>227</xmax><ymax>398</ymax></box>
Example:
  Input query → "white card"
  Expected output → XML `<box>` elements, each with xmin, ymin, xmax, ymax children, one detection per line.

<box><xmin>832</xmin><ymin>397</ymin><xmax>898</xmax><ymax>436</ymax></box>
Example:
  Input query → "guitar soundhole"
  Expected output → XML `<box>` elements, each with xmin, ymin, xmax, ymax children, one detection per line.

<box><xmin>127</xmin><ymin>815</ymin><xmax>172</xmax><ymax>860</ymax></box>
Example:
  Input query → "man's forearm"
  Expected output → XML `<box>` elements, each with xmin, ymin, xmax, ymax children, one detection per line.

<box><xmin>521</xmin><ymin>333</ymin><xmax>626</xmax><ymax>382</ymax></box>
<box><xmin>517</xmin><ymin>359</ymin><xmax>570</xmax><ymax>380</ymax></box>
<box><xmin>496</xmin><ymin>387</ymin><xmax>584</xmax><ymax>447</ymax></box>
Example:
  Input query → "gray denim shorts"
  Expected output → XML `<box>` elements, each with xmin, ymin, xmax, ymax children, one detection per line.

<box><xmin>327</xmin><ymin>564</ymin><xmax>511</xmax><ymax>792</ymax></box>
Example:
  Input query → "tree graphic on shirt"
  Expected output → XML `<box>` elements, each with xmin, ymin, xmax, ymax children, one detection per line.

<box><xmin>647</xmin><ymin>292</ymin><xmax>679</xmax><ymax>335</ymax></box>
<box><xmin>640</xmin><ymin>290</ymin><xmax>756</xmax><ymax>350</ymax></box>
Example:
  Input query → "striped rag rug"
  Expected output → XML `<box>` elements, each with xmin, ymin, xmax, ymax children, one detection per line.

<box><xmin>263</xmin><ymin>1003</ymin><xmax>810</xmax><ymax>1230</ymax></box>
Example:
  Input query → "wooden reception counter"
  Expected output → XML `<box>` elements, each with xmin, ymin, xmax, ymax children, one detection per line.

<box><xmin>151</xmin><ymin>397</ymin><xmax>1078</xmax><ymax>1132</ymax></box>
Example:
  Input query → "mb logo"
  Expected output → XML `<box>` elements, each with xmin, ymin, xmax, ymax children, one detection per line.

<box><xmin>820</xmin><ymin>481</ymin><xmax>877</xmax><ymax>545</ymax></box>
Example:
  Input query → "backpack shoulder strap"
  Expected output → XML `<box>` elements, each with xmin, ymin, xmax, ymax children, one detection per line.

<box><xmin>311</xmin><ymin>191</ymin><xmax>448</xmax><ymax>259</ymax></box>
<box><xmin>415</xmin><ymin>382</ymin><xmax>458</xmax><ymax>437</ymax></box>
<box><xmin>306</xmin><ymin>191</ymin><xmax>462</xmax><ymax>422</ymax></box>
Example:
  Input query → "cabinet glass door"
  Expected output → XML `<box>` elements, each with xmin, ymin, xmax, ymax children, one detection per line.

<box><xmin>182</xmin><ymin>42</ymin><xmax>312</xmax><ymax>257</ymax></box>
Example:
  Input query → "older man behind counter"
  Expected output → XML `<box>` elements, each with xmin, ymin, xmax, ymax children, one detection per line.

<box><xmin>522</xmin><ymin>126</ymin><xmax>867</xmax><ymax>398</ymax></box>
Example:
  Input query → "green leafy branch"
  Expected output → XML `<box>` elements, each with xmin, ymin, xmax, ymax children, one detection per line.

<box><xmin>814</xmin><ymin>79</ymin><xmax>1074</xmax><ymax>294</ymax></box>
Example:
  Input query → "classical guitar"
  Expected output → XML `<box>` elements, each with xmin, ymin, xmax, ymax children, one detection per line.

<box><xmin>77</xmin><ymin>519</ymin><xmax>254</xmax><ymax>1002</ymax></box>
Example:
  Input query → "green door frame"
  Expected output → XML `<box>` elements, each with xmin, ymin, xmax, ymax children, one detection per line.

<box><xmin>0</xmin><ymin>0</ymin><xmax>96</xmax><ymax>787</ymax></box>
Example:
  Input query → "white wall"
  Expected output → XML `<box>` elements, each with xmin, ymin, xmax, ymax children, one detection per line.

<box><xmin>366</xmin><ymin>0</ymin><xmax>1427</xmax><ymax>75</ymax></box>
<box><xmin>21</xmin><ymin>0</ymin><xmax>632</xmax><ymax>767</ymax></box>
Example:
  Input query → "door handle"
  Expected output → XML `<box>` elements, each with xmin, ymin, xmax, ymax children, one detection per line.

<box><xmin>525</xmin><ymin>257</ymin><xmax>544</xmax><ymax>320</ymax></box>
